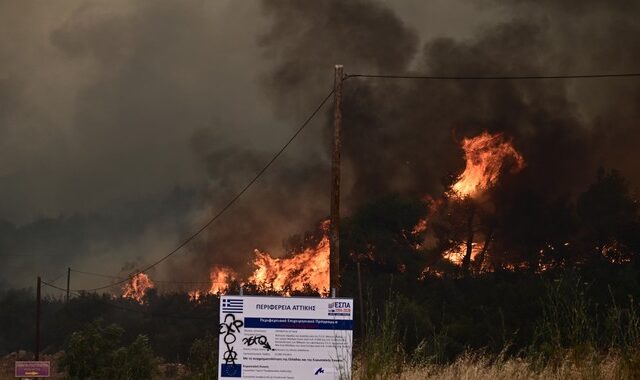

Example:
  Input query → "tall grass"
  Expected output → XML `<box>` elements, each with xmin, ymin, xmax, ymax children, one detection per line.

<box><xmin>398</xmin><ymin>351</ymin><xmax>639</xmax><ymax>380</ymax></box>
<box><xmin>355</xmin><ymin>278</ymin><xmax>640</xmax><ymax>379</ymax></box>
<box><xmin>357</xmin><ymin>294</ymin><xmax>406</xmax><ymax>379</ymax></box>
<box><xmin>529</xmin><ymin>277</ymin><xmax>640</xmax><ymax>377</ymax></box>
<box><xmin>529</xmin><ymin>278</ymin><xmax>598</xmax><ymax>364</ymax></box>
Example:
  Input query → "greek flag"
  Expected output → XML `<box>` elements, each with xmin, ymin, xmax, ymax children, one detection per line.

<box><xmin>222</xmin><ymin>298</ymin><xmax>244</xmax><ymax>313</ymax></box>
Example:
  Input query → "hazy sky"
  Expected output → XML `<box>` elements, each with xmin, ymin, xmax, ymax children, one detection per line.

<box><xmin>0</xmin><ymin>0</ymin><xmax>501</xmax><ymax>224</ymax></box>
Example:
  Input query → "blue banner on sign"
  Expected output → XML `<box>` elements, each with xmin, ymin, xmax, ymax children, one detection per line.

<box><xmin>244</xmin><ymin>317</ymin><xmax>353</xmax><ymax>330</ymax></box>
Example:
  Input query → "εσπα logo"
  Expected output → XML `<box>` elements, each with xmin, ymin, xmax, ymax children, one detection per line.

<box><xmin>328</xmin><ymin>301</ymin><xmax>351</xmax><ymax>316</ymax></box>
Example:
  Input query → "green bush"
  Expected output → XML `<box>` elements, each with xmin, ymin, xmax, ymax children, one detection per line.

<box><xmin>187</xmin><ymin>334</ymin><xmax>218</xmax><ymax>380</ymax></box>
<box><xmin>59</xmin><ymin>319</ymin><xmax>158</xmax><ymax>379</ymax></box>
<box><xmin>109</xmin><ymin>335</ymin><xmax>158</xmax><ymax>379</ymax></box>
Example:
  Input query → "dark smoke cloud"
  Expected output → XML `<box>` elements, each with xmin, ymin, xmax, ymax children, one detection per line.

<box><xmin>260</xmin><ymin>0</ymin><xmax>418</xmax><ymax>116</ymax></box>
<box><xmin>163</xmin><ymin>0</ymin><xmax>424</xmax><ymax>284</ymax></box>
<box><xmin>2</xmin><ymin>0</ymin><xmax>639</xmax><ymax>290</ymax></box>
<box><xmin>173</xmin><ymin>129</ymin><xmax>329</xmax><ymax>281</ymax></box>
<box><xmin>260</xmin><ymin>0</ymin><xmax>640</xmax><ymax>208</ymax></box>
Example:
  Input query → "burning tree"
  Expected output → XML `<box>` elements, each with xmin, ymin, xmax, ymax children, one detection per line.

<box><xmin>421</xmin><ymin>131</ymin><xmax>526</xmax><ymax>275</ymax></box>
<box><xmin>449</xmin><ymin>132</ymin><xmax>525</xmax><ymax>198</ymax></box>
<box><xmin>208</xmin><ymin>266</ymin><xmax>237</xmax><ymax>295</ymax></box>
<box><xmin>122</xmin><ymin>273</ymin><xmax>155</xmax><ymax>304</ymax></box>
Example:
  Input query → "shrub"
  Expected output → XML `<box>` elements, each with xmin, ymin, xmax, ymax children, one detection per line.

<box><xmin>59</xmin><ymin>319</ymin><xmax>158</xmax><ymax>379</ymax></box>
<box><xmin>187</xmin><ymin>334</ymin><xmax>218</xmax><ymax>380</ymax></box>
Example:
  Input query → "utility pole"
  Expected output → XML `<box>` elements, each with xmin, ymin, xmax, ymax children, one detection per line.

<box><xmin>66</xmin><ymin>267</ymin><xmax>70</xmax><ymax>303</ymax></box>
<box><xmin>330</xmin><ymin>65</ymin><xmax>344</xmax><ymax>297</ymax></box>
<box><xmin>35</xmin><ymin>276</ymin><xmax>41</xmax><ymax>361</ymax></box>
<box><xmin>357</xmin><ymin>262</ymin><xmax>365</xmax><ymax>336</ymax></box>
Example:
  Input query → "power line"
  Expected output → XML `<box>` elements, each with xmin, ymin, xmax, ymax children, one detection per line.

<box><xmin>46</xmin><ymin>272</ymin><xmax>66</xmax><ymax>285</ymax></box>
<box><xmin>70</xmin><ymin>269</ymin><xmax>121</xmax><ymax>279</ymax></box>
<box><xmin>42</xmin><ymin>281</ymin><xmax>74</xmax><ymax>293</ymax></box>
<box><xmin>156</xmin><ymin>280</ymin><xmax>212</xmax><ymax>284</ymax></box>
<box><xmin>71</xmin><ymin>269</ymin><xmax>221</xmax><ymax>285</ymax></box>
<box><xmin>345</xmin><ymin>72</ymin><xmax>640</xmax><ymax>81</ymax></box>
<box><xmin>72</xmin><ymin>87</ymin><xmax>336</xmax><ymax>293</ymax></box>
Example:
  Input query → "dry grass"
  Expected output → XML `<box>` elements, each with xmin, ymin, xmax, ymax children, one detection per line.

<box><xmin>404</xmin><ymin>354</ymin><xmax>635</xmax><ymax>380</ymax></box>
<box><xmin>354</xmin><ymin>351</ymin><xmax>640</xmax><ymax>380</ymax></box>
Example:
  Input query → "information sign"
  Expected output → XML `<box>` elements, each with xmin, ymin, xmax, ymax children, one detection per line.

<box><xmin>218</xmin><ymin>295</ymin><xmax>353</xmax><ymax>379</ymax></box>
<box><xmin>15</xmin><ymin>361</ymin><xmax>50</xmax><ymax>378</ymax></box>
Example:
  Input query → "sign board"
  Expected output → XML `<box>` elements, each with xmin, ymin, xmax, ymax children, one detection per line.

<box><xmin>15</xmin><ymin>361</ymin><xmax>50</xmax><ymax>378</ymax></box>
<box><xmin>218</xmin><ymin>295</ymin><xmax>353</xmax><ymax>379</ymax></box>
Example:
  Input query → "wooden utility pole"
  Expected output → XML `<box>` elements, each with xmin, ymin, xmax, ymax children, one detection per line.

<box><xmin>330</xmin><ymin>65</ymin><xmax>344</xmax><ymax>297</ymax></box>
<box><xmin>357</xmin><ymin>262</ymin><xmax>365</xmax><ymax>336</ymax></box>
<box><xmin>35</xmin><ymin>276</ymin><xmax>41</xmax><ymax>361</ymax></box>
<box><xmin>66</xmin><ymin>267</ymin><xmax>70</xmax><ymax>303</ymax></box>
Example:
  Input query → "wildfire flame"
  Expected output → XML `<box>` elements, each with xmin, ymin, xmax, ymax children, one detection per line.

<box><xmin>443</xmin><ymin>242</ymin><xmax>483</xmax><ymax>265</ymax></box>
<box><xmin>188</xmin><ymin>290</ymin><xmax>202</xmax><ymax>302</ymax></box>
<box><xmin>248</xmin><ymin>220</ymin><xmax>330</xmax><ymax>295</ymax></box>
<box><xmin>421</xmin><ymin>132</ymin><xmax>525</xmax><ymax>268</ymax></box>
<box><xmin>193</xmin><ymin>132</ymin><xmax>527</xmax><ymax>290</ymax></box>
<box><xmin>196</xmin><ymin>222</ymin><xmax>330</xmax><ymax>299</ymax></box>
<box><xmin>412</xmin><ymin>218</ymin><xmax>428</xmax><ymax>235</ymax></box>
<box><xmin>208</xmin><ymin>266</ymin><xmax>237</xmax><ymax>295</ymax></box>
<box><xmin>122</xmin><ymin>272</ymin><xmax>154</xmax><ymax>304</ymax></box>
<box><xmin>451</xmin><ymin>131</ymin><xmax>524</xmax><ymax>198</ymax></box>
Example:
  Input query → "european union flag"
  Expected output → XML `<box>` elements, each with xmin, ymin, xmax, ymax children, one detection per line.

<box><xmin>221</xmin><ymin>364</ymin><xmax>242</xmax><ymax>377</ymax></box>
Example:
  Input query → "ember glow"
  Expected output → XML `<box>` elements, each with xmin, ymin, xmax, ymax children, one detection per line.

<box><xmin>122</xmin><ymin>272</ymin><xmax>154</xmax><ymax>304</ymax></box>
<box><xmin>451</xmin><ymin>131</ymin><xmax>525</xmax><ymax>198</ymax></box>
<box><xmin>412</xmin><ymin>218</ymin><xmax>428</xmax><ymax>235</ymax></box>
<box><xmin>412</xmin><ymin>196</ymin><xmax>441</xmax><ymax>237</ymax></box>
<box><xmin>248</xmin><ymin>220</ymin><xmax>330</xmax><ymax>295</ymax></box>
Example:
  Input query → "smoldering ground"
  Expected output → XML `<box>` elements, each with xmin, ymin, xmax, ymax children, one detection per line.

<box><xmin>1</xmin><ymin>0</ymin><xmax>638</xmax><ymax>290</ymax></box>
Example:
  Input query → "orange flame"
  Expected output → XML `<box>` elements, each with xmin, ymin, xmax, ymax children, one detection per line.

<box><xmin>188</xmin><ymin>289</ymin><xmax>203</xmax><ymax>302</ymax></box>
<box><xmin>414</xmin><ymin>132</ymin><xmax>524</xmax><ymax>272</ymax></box>
<box><xmin>443</xmin><ymin>242</ymin><xmax>483</xmax><ymax>265</ymax></box>
<box><xmin>411</xmin><ymin>196</ymin><xmax>441</xmax><ymax>239</ymax></box>
<box><xmin>451</xmin><ymin>131</ymin><xmax>524</xmax><ymax>198</ymax></box>
<box><xmin>208</xmin><ymin>266</ymin><xmax>237</xmax><ymax>295</ymax></box>
<box><xmin>248</xmin><ymin>220</ymin><xmax>330</xmax><ymax>295</ymax></box>
<box><xmin>412</xmin><ymin>218</ymin><xmax>428</xmax><ymax>235</ymax></box>
<box><xmin>122</xmin><ymin>272</ymin><xmax>154</xmax><ymax>304</ymax></box>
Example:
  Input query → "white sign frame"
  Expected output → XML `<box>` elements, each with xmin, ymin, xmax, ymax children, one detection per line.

<box><xmin>218</xmin><ymin>295</ymin><xmax>353</xmax><ymax>379</ymax></box>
